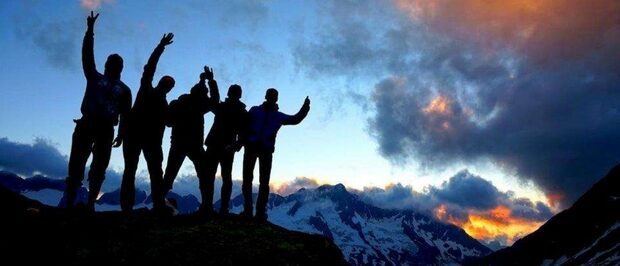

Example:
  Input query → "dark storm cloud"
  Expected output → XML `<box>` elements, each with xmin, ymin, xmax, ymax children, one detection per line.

<box><xmin>0</xmin><ymin>137</ymin><xmax>124</xmax><ymax>192</ymax></box>
<box><xmin>293</xmin><ymin>0</ymin><xmax>620</xmax><ymax>207</ymax></box>
<box><xmin>356</xmin><ymin>183</ymin><xmax>429</xmax><ymax>211</ymax></box>
<box><xmin>356</xmin><ymin>170</ymin><xmax>553</xmax><ymax>222</ymax></box>
<box><xmin>0</xmin><ymin>137</ymin><xmax>68</xmax><ymax>178</ymax></box>
<box><xmin>429</xmin><ymin>170</ymin><xmax>504</xmax><ymax>210</ymax></box>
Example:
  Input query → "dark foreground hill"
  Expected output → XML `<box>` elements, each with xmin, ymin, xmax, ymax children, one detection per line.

<box><xmin>475</xmin><ymin>164</ymin><xmax>620</xmax><ymax>266</ymax></box>
<box><xmin>0</xmin><ymin>186</ymin><xmax>346</xmax><ymax>266</ymax></box>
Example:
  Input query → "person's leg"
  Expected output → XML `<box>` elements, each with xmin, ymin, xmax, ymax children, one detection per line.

<box><xmin>87</xmin><ymin>124</ymin><xmax>114</xmax><ymax>212</ymax></box>
<box><xmin>120</xmin><ymin>136</ymin><xmax>141</xmax><ymax>212</ymax></box>
<box><xmin>64</xmin><ymin>120</ymin><xmax>93</xmax><ymax>208</ymax></box>
<box><xmin>241</xmin><ymin>145</ymin><xmax>258</xmax><ymax>216</ymax></box>
<box><xmin>255</xmin><ymin>151</ymin><xmax>273</xmax><ymax>220</ymax></box>
<box><xmin>144</xmin><ymin>140</ymin><xmax>165</xmax><ymax>211</ymax></box>
<box><xmin>163</xmin><ymin>142</ymin><xmax>186</xmax><ymax>194</ymax></box>
<box><xmin>219</xmin><ymin>149</ymin><xmax>234</xmax><ymax>215</ymax></box>
<box><xmin>189</xmin><ymin>145</ymin><xmax>212</xmax><ymax>213</ymax></box>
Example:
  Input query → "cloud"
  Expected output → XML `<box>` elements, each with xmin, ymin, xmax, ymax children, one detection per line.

<box><xmin>356</xmin><ymin>170</ymin><xmax>554</xmax><ymax>246</ymax></box>
<box><xmin>429</xmin><ymin>170</ymin><xmax>505</xmax><ymax>210</ymax></box>
<box><xmin>12</xmin><ymin>4</ymin><xmax>82</xmax><ymax>70</ymax></box>
<box><xmin>0</xmin><ymin>137</ymin><xmax>68</xmax><ymax>178</ymax></box>
<box><xmin>271</xmin><ymin>176</ymin><xmax>323</xmax><ymax>196</ymax></box>
<box><xmin>0</xmin><ymin>137</ymin><xmax>124</xmax><ymax>192</ymax></box>
<box><xmin>293</xmin><ymin>0</ymin><xmax>620</xmax><ymax>207</ymax></box>
<box><xmin>216</xmin><ymin>0</ymin><xmax>269</xmax><ymax>31</ymax></box>
<box><xmin>80</xmin><ymin>0</ymin><xmax>115</xmax><ymax>10</ymax></box>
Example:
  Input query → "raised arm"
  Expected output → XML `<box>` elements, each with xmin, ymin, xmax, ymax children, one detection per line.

<box><xmin>203</xmin><ymin>66</ymin><xmax>220</xmax><ymax>107</ymax></box>
<box><xmin>141</xmin><ymin>33</ymin><xmax>174</xmax><ymax>88</ymax></box>
<box><xmin>82</xmin><ymin>11</ymin><xmax>99</xmax><ymax>80</ymax></box>
<box><xmin>192</xmin><ymin>70</ymin><xmax>210</xmax><ymax>114</ymax></box>
<box><xmin>282</xmin><ymin>97</ymin><xmax>311</xmax><ymax>125</ymax></box>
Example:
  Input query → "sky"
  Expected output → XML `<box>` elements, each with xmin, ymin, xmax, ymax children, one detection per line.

<box><xmin>1</xmin><ymin>0</ymin><xmax>619</xmax><ymax>246</ymax></box>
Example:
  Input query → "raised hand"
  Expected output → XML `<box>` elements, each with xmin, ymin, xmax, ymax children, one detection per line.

<box><xmin>159</xmin><ymin>33</ymin><xmax>174</xmax><ymax>46</ymax></box>
<box><xmin>203</xmin><ymin>65</ymin><xmax>214</xmax><ymax>81</ymax></box>
<box><xmin>87</xmin><ymin>11</ymin><xmax>99</xmax><ymax>28</ymax></box>
<box><xmin>304</xmin><ymin>96</ymin><xmax>311</xmax><ymax>106</ymax></box>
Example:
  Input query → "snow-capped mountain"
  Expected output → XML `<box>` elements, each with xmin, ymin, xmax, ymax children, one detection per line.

<box><xmin>0</xmin><ymin>171</ymin><xmax>199</xmax><ymax>214</ymax></box>
<box><xmin>0</xmin><ymin>171</ymin><xmax>491</xmax><ymax>264</ymax></box>
<box><xmin>226</xmin><ymin>183</ymin><xmax>491</xmax><ymax>265</ymax></box>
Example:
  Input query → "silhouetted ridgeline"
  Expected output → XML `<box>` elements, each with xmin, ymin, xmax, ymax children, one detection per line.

<box><xmin>0</xmin><ymin>186</ymin><xmax>346</xmax><ymax>265</ymax></box>
<box><xmin>473</xmin><ymin>164</ymin><xmax>620</xmax><ymax>266</ymax></box>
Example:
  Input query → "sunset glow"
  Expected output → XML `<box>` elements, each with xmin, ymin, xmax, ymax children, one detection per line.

<box><xmin>423</xmin><ymin>95</ymin><xmax>451</xmax><ymax>115</ymax></box>
<box><xmin>435</xmin><ymin>204</ymin><xmax>544</xmax><ymax>244</ymax></box>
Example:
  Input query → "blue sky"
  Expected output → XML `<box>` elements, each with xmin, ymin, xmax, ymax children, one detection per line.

<box><xmin>0</xmin><ymin>0</ymin><xmax>541</xmax><ymax>196</ymax></box>
<box><xmin>2</xmin><ymin>0</ymin><xmax>619</xmax><ymax>245</ymax></box>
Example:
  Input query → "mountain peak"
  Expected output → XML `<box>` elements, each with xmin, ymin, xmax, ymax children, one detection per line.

<box><xmin>316</xmin><ymin>183</ymin><xmax>348</xmax><ymax>193</ymax></box>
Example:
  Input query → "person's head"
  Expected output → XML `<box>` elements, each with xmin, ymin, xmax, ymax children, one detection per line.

<box><xmin>265</xmin><ymin>88</ymin><xmax>278</xmax><ymax>104</ymax></box>
<box><xmin>157</xmin><ymin>75</ymin><xmax>175</xmax><ymax>94</ymax></box>
<box><xmin>104</xmin><ymin>54</ymin><xmax>123</xmax><ymax>79</ymax></box>
<box><xmin>191</xmin><ymin>83</ymin><xmax>207</xmax><ymax>95</ymax></box>
<box><xmin>228</xmin><ymin>84</ymin><xmax>242</xmax><ymax>100</ymax></box>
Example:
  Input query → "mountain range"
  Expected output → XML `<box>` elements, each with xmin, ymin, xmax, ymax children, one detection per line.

<box><xmin>0</xmin><ymin>170</ymin><xmax>490</xmax><ymax>265</ymax></box>
<box><xmin>3</xmin><ymin>163</ymin><xmax>620</xmax><ymax>265</ymax></box>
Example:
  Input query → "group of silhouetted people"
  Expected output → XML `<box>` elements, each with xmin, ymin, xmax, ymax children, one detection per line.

<box><xmin>63</xmin><ymin>12</ymin><xmax>310</xmax><ymax>221</ymax></box>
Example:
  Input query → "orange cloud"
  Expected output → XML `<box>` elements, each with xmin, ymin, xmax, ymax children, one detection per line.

<box><xmin>423</xmin><ymin>95</ymin><xmax>452</xmax><ymax>115</ymax></box>
<box><xmin>393</xmin><ymin>0</ymin><xmax>619</xmax><ymax>63</ymax></box>
<box><xmin>271</xmin><ymin>176</ymin><xmax>325</xmax><ymax>196</ymax></box>
<box><xmin>545</xmin><ymin>192</ymin><xmax>564</xmax><ymax>209</ymax></box>
<box><xmin>80</xmin><ymin>0</ymin><xmax>114</xmax><ymax>10</ymax></box>
<box><xmin>435</xmin><ymin>205</ymin><xmax>544</xmax><ymax>245</ymax></box>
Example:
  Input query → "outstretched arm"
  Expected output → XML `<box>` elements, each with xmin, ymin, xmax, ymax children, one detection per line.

<box><xmin>141</xmin><ymin>33</ymin><xmax>174</xmax><ymax>88</ymax></box>
<box><xmin>82</xmin><ymin>11</ymin><xmax>99</xmax><ymax>80</ymax></box>
<box><xmin>282</xmin><ymin>96</ymin><xmax>311</xmax><ymax>125</ymax></box>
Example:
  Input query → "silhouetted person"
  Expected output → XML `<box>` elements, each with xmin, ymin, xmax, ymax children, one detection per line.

<box><xmin>204</xmin><ymin>84</ymin><xmax>248</xmax><ymax>215</ymax></box>
<box><xmin>242</xmin><ymin>89</ymin><xmax>310</xmax><ymax>221</ymax></box>
<box><xmin>163</xmin><ymin>66</ymin><xmax>219</xmax><ymax>215</ymax></box>
<box><xmin>120</xmin><ymin>33</ymin><xmax>175</xmax><ymax>213</ymax></box>
<box><xmin>63</xmin><ymin>11</ymin><xmax>132</xmax><ymax>212</ymax></box>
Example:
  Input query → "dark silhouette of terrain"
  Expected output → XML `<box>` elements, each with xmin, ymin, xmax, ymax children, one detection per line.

<box><xmin>474</xmin><ymin>164</ymin><xmax>620</xmax><ymax>265</ymax></box>
<box><xmin>0</xmin><ymin>185</ymin><xmax>346</xmax><ymax>265</ymax></box>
